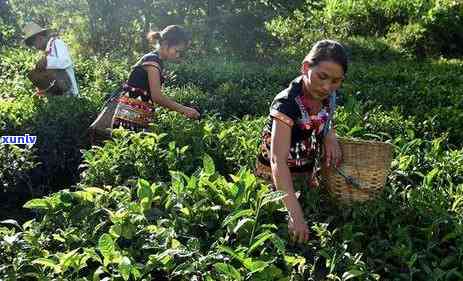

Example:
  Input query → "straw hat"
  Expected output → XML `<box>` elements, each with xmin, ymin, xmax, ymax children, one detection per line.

<box><xmin>23</xmin><ymin>22</ymin><xmax>48</xmax><ymax>46</ymax></box>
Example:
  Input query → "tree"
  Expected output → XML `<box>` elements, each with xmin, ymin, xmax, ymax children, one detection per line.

<box><xmin>0</xmin><ymin>0</ymin><xmax>19</xmax><ymax>46</ymax></box>
<box><xmin>7</xmin><ymin>0</ymin><xmax>308</xmax><ymax>57</ymax></box>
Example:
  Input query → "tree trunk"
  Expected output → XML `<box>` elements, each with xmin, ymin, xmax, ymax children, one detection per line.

<box><xmin>205</xmin><ymin>0</ymin><xmax>217</xmax><ymax>54</ymax></box>
<box><xmin>86</xmin><ymin>0</ymin><xmax>99</xmax><ymax>53</ymax></box>
<box><xmin>142</xmin><ymin>14</ymin><xmax>150</xmax><ymax>53</ymax></box>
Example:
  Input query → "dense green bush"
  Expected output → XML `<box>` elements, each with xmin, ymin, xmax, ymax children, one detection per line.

<box><xmin>0</xmin><ymin>48</ymin><xmax>38</xmax><ymax>99</ymax></box>
<box><xmin>0</xmin><ymin>1</ymin><xmax>19</xmax><ymax>46</ymax></box>
<box><xmin>0</xmin><ymin>144</ymin><xmax>38</xmax><ymax>195</ymax></box>
<box><xmin>165</xmin><ymin>83</ymin><xmax>277</xmax><ymax>119</ymax></box>
<box><xmin>0</xmin><ymin>96</ymin><xmax>100</xmax><ymax>195</ymax></box>
<box><xmin>386</xmin><ymin>1</ymin><xmax>463</xmax><ymax>58</ymax></box>
<box><xmin>28</xmin><ymin>96</ymin><xmax>99</xmax><ymax>188</ymax></box>
<box><xmin>2</xmin><ymin>41</ymin><xmax>463</xmax><ymax>279</ymax></box>
<box><xmin>420</xmin><ymin>0</ymin><xmax>463</xmax><ymax>57</ymax></box>
<box><xmin>267</xmin><ymin>0</ymin><xmax>462</xmax><ymax>59</ymax></box>
<box><xmin>81</xmin><ymin>103</ymin><xmax>434</xmax><ymax>190</ymax></box>
<box><xmin>321</xmin><ymin>0</ymin><xmax>432</xmax><ymax>37</ymax></box>
<box><xmin>1</xmin><ymin>159</ymin><xmax>381</xmax><ymax>280</ymax></box>
<box><xmin>344</xmin><ymin>58</ymin><xmax>463</xmax><ymax>144</ymax></box>
<box><xmin>168</xmin><ymin>56</ymin><xmax>296</xmax><ymax>93</ymax></box>
<box><xmin>342</xmin><ymin>36</ymin><xmax>405</xmax><ymax>62</ymax></box>
<box><xmin>386</xmin><ymin>22</ymin><xmax>428</xmax><ymax>58</ymax></box>
<box><xmin>3</xmin><ymin>125</ymin><xmax>463</xmax><ymax>279</ymax></box>
<box><xmin>2</xmin><ymin>41</ymin><xmax>463</xmax><ymax>205</ymax></box>
<box><xmin>81</xmin><ymin>113</ymin><xmax>265</xmax><ymax>187</ymax></box>
<box><xmin>0</xmin><ymin>49</ymin><xmax>130</xmax><ymax>197</ymax></box>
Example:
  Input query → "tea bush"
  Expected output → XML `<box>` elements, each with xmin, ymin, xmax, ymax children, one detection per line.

<box><xmin>168</xmin><ymin>56</ymin><xmax>296</xmax><ymax>93</ymax></box>
<box><xmin>386</xmin><ymin>1</ymin><xmax>463</xmax><ymax>58</ymax></box>
<box><xmin>81</xmin><ymin>112</ymin><xmax>265</xmax><ymax>187</ymax></box>
<box><xmin>0</xmin><ymin>144</ymin><xmax>38</xmax><ymax>195</ymax></box>
<box><xmin>420</xmin><ymin>0</ymin><xmax>463</xmax><ymax>57</ymax></box>
<box><xmin>266</xmin><ymin>0</ymin><xmax>463</xmax><ymax>59</ymax></box>
<box><xmin>165</xmin><ymin>83</ymin><xmax>278</xmax><ymax>119</ymax></box>
<box><xmin>2</xmin><ymin>31</ymin><xmax>463</xmax><ymax>280</ymax></box>
<box><xmin>0</xmin><ymin>95</ymin><xmax>100</xmax><ymax>196</ymax></box>
<box><xmin>345</xmin><ymin>59</ymin><xmax>463</xmax><ymax>144</ymax></box>
<box><xmin>0</xmin><ymin>49</ymin><xmax>130</xmax><ymax>197</ymax></box>
<box><xmin>1</xmin><ymin>159</ymin><xmax>379</xmax><ymax>280</ymax></box>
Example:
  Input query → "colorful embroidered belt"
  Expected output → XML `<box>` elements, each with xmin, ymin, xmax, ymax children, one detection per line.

<box><xmin>113</xmin><ymin>84</ymin><xmax>154</xmax><ymax>130</ymax></box>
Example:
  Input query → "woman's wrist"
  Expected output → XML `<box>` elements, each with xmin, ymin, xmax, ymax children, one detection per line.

<box><xmin>284</xmin><ymin>193</ymin><xmax>304</xmax><ymax>219</ymax></box>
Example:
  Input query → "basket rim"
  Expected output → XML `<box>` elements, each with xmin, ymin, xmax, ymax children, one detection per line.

<box><xmin>338</xmin><ymin>137</ymin><xmax>394</xmax><ymax>147</ymax></box>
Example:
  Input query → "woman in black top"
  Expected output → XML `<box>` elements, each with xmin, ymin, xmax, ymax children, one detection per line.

<box><xmin>256</xmin><ymin>40</ymin><xmax>348</xmax><ymax>244</ymax></box>
<box><xmin>112</xmin><ymin>25</ymin><xmax>200</xmax><ymax>131</ymax></box>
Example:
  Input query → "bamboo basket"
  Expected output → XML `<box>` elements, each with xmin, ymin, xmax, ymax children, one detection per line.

<box><xmin>321</xmin><ymin>138</ymin><xmax>394</xmax><ymax>204</ymax></box>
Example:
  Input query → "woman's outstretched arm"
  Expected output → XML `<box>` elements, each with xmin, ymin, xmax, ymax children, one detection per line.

<box><xmin>271</xmin><ymin>119</ymin><xmax>309</xmax><ymax>243</ymax></box>
<box><xmin>145</xmin><ymin>65</ymin><xmax>199</xmax><ymax>119</ymax></box>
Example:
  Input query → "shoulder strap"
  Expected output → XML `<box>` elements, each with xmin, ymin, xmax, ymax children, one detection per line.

<box><xmin>323</xmin><ymin>91</ymin><xmax>337</xmax><ymax>136</ymax></box>
<box><xmin>329</xmin><ymin>91</ymin><xmax>337</xmax><ymax>114</ymax></box>
<box><xmin>45</xmin><ymin>37</ymin><xmax>57</xmax><ymax>55</ymax></box>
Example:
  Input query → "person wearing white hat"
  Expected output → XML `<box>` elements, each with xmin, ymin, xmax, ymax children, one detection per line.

<box><xmin>23</xmin><ymin>22</ymin><xmax>79</xmax><ymax>97</ymax></box>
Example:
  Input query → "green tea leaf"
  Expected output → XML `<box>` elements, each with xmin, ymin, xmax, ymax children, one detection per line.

<box><xmin>0</xmin><ymin>219</ymin><xmax>22</xmax><ymax>230</ymax></box>
<box><xmin>119</xmin><ymin>256</ymin><xmax>131</xmax><ymax>281</ymax></box>
<box><xmin>137</xmin><ymin>179</ymin><xmax>153</xmax><ymax>202</ymax></box>
<box><xmin>59</xmin><ymin>248</ymin><xmax>80</xmax><ymax>271</ymax></box>
<box><xmin>222</xmin><ymin>209</ymin><xmax>254</xmax><ymax>227</ymax></box>
<box><xmin>233</xmin><ymin>218</ymin><xmax>253</xmax><ymax>233</ymax></box>
<box><xmin>342</xmin><ymin>269</ymin><xmax>364</xmax><ymax>280</ymax></box>
<box><xmin>425</xmin><ymin>167</ymin><xmax>440</xmax><ymax>186</ymax></box>
<box><xmin>248</xmin><ymin>232</ymin><xmax>274</xmax><ymax>254</ymax></box>
<box><xmin>98</xmin><ymin>234</ymin><xmax>115</xmax><ymax>261</ymax></box>
<box><xmin>214</xmin><ymin>263</ymin><xmax>242</xmax><ymax>280</ymax></box>
<box><xmin>284</xmin><ymin>255</ymin><xmax>306</xmax><ymax>267</ymax></box>
<box><xmin>261</xmin><ymin>191</ymin><xmax>286</xmax><ymax>207</ymax></box>
<box><xmin>109</xmin><ymin>225</ymin><xmax>122</xmax><ymax>238</ymax></box>
<box><xmin>23</xmin><ymin>198</ymin><xmax>51</xmax><ymax>210</ymax></box>
<box><xmin>84</xmin><ymin>187</ymin><xmax>106</xmax><ymax>194</ymax></box>
<box><xmin>271</xmin><ymin>236</ymin><xmax>286</xmax><ymax>254</ymax></box>
<box><xmin>242</xmin><ymin>258</ymin><xmax>269</xmax><ymax>273</ymax></box>
<box><xmin>32</xmin><ymin>258</ymin><xmax>61</xmax><ymax>273</ymax></box>
<box><xmin>203</xmin><ymin>154</ymin><xmax>216</xmax><ymax>175</ymax></box>
<box><xmin>218</xmin><ymin>246</ymin><xmax>245</xmax><ymax>263</ymax></box>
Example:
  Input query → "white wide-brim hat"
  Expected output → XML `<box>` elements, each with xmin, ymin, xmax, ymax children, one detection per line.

<box><xmin>23</xmin><ymin>22</ymin><xmax>48</xmax><ymax>46</ymax></box>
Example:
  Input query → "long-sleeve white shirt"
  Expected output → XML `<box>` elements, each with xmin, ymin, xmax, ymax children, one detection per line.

<box><xmin>45</xmin><ymin>37</ymin><xmax>79</xmax><ymax>96</ymax></box>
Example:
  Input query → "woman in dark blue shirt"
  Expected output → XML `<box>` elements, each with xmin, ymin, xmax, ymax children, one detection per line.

<box><xmin>256</xmin><ymin>40</ymin><xmax>348</xmax><ymax>244</ymax></box>
<box><xmin>113</xmin><ymin>25</ymin><xmax>200</xmax><ymax>131</ymax></box>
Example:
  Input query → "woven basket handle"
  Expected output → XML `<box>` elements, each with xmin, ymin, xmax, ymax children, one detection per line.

<box><xmin>334</xmin><ymin>166</ymin><xmax>362</xmax><ymax>189</ymax></box>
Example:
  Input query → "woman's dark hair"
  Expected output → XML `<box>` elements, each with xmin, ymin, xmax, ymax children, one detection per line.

<box><xmin>303</xmin><ymin>39</ymin><xmax>348</xmax><ymax>74</ymax></box>
<box><xmin>147</xmin><ymin>25</ymin><xmax>191</xmax><ymax>47</ymax></box>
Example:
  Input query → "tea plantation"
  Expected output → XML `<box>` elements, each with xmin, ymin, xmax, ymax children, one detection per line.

<box><xmin>1</xmin><ymin>44</ymin><xmax>463</xmax><ymax>280</ymax></box>
<box><xmin>2</xmin><ymin>0</ymin><xmax>463</xmax><ymax>277</ymax></box>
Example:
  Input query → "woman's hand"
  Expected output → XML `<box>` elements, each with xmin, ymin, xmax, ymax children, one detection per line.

<box><xmin>323</xmin><ymin>130</ymin><xmax>342</xmax><ymax>168</ymax></box>
<box><xmin>182</xmin><ymin>106</ymin><xmax>201</xmax><ymax>120</ymax></box>
<box><xmin>288</xmin><ymin>208</ymin><xmax>310</xmax><ymax>244</ymax></box>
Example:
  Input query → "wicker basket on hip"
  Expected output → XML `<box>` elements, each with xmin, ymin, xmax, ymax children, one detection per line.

<box><xmin>321</xmin><ymin>138</ymin><xmax>394</xmax><ymax>204</ymax></box>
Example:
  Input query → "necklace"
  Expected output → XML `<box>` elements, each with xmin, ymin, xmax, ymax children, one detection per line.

<box><xmin>301</xmin><ymin>88</ymin><xmax>322</xmax><ymax>114</ymax></box>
